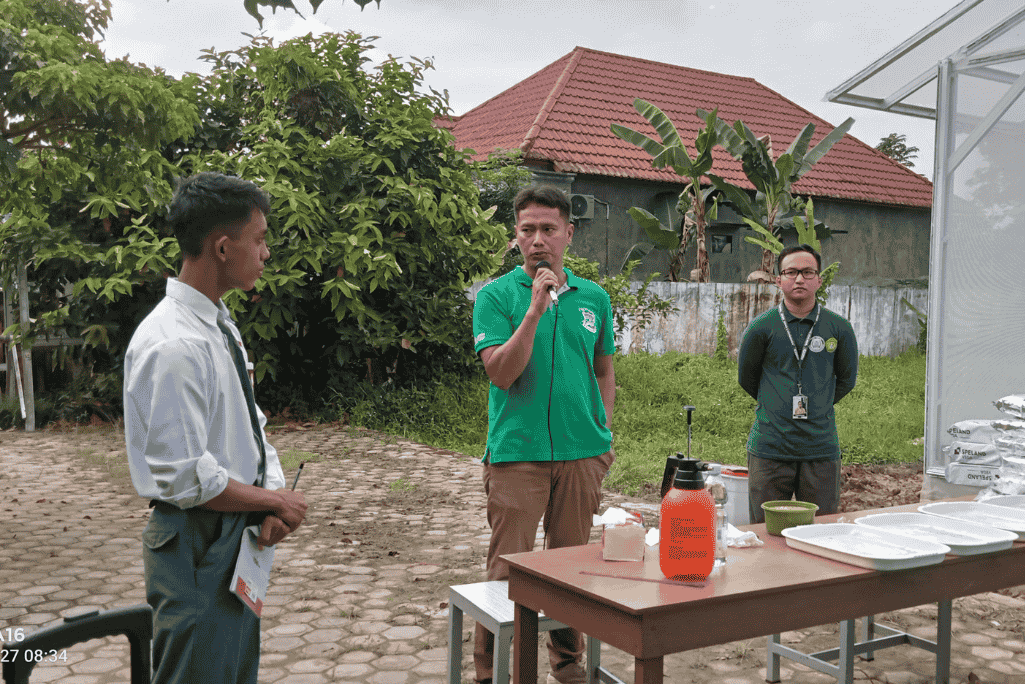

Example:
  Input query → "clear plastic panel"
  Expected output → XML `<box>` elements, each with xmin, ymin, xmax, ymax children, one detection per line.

<box><xmin>926</xmin><ymin>72</ymin><xmax>1025</xmax><ymax>486</ymax></box>
<box><xmin>833</xmin><ymin>0</ymin><xmax>1025</xmax><ymax>113</ymax></box>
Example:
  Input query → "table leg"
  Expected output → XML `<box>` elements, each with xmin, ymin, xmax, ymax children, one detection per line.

<box><xmin>837</xmin><ymin>619</ymin><xmax>855</xmax><ymax>684</ymax></box>
<box><xmin>633</xmin><ymin>656</ymin><xmax>662</xmax><ymax>684</ymax></box>
<box><xmin>860</xmin><ymin>615</ymin><xmax>875</xmax><ymax>661</ymax></box>
<box><xmin>514</xmin><ymin>603</ymin><xmax>538</xmax><ymax>684</ymax></box>
<box><xmin>935</xmin><ymin>599</ymin><xmax>952</xmax><ymax>684</ymax></box>
<box><xmin>448</xmin><ymin>601</ymin><xmax>463</xmax><ymax>684</ymax></box>
<box><xmin>766</xmin><ymin>634</ymin><xmax>781</xmax><ymax>683</ymax></box>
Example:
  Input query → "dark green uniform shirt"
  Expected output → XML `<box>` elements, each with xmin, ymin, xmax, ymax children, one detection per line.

<box><xmin>738</xmin><ymin>303</ymin><xmax>858</xmax><ymax>461</ymax></box>
<box><xmin>472</xmin><ymin>266</ymin><xmax>615</xmax><ymax>463</ymax></box>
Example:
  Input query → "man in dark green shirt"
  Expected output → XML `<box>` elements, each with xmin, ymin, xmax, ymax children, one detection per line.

<box><xmin>738</xmin><ymin>244</ymin><xmax>858</xmax><ymax>523</ymax></box>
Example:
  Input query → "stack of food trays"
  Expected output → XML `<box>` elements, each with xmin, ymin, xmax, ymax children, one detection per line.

<box><xmin>780</xmin><ymin>496</ymin><xmax>1025</xmax><ymax>571</ymax></box>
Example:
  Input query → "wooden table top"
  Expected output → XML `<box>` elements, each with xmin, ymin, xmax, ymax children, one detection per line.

<box><xmin>503</xmin><ymin>498</ymin><xmax>1023</xmax><ymax>619</ymax></box>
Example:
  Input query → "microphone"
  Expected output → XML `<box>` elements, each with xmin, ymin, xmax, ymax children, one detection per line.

<box><xmin>535</xmin><ymin>260</ymin><xmax>559</xmax><ymax>305</ymax></box>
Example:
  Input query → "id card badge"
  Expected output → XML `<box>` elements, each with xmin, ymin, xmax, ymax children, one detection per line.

<box><xmin>792</xmin><ymin>394</ymin><xmax>809</xmax><ymax>419</ymax></box>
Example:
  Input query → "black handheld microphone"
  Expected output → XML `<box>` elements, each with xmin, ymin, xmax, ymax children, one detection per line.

<box><xmin>535</xmin><ymin>260</ymin><xmax>559</xmax><ymax>305</ymax></box>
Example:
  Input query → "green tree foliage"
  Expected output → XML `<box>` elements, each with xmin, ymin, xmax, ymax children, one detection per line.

<box><xmin>238</xmin><ymin>0</ymin><xmax>380</xmax><ymax>28</ymax></box>
<box><xmin>472</xmin><ymin>149</ymin><xmax>534</xmax><ymax>230</ymax></box>
<box><xmin>3</xmin><ymin>4</ymin><xmax>509</xmax><ymax>420</ymax></box>
<box><xmin>875</xmin><ymin>133</ymin><xmax>919</xmax><ymax>169</ymax></box>
<box><xmin>0</xmin><ymin>0</ymin><xmax>199</xmax><ymax>381</ymax></box>
<box><xmin>172</xmin><ymin>32</ymin><xmax>506</xmax><ymax>413</ymax></box>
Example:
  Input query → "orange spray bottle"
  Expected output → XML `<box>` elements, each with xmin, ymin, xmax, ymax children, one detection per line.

<box><xmin>659</xmin><ymin>405</ymin><xmax>715</xmax><ymax>580</ymax></box>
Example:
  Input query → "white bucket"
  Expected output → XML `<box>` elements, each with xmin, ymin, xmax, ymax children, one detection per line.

<box><xmin>720</xmin><ymin>469</ymin><xmax>750</xmax><ymax>526</ymax></box>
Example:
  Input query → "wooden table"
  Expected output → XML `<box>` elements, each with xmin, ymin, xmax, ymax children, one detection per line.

<box><xmin>504</xmin><ymin>501</ymin><xmax>1025</xmax><ymax>684</ymax></box>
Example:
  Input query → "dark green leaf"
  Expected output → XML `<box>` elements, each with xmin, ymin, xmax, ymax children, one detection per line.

<box><xmin>619</xmin><ymin>242</ymin><xmax>654</xmax><ymax>274</ymax></box>
<box><xmin>628</xmin><ymin>207</ymin><xmax>680</xmax><ymax>250</ymax></box>
<box><xmin>706</xmin><ymin>174</ymin><xmax>758</xmax><ymax>220</ymax></box>
<box><xmin>611</xmin><ymin>123</ymin><xmax>667</xmax><ymax>163</ymax></box>
<box><xmin>797</xmin><ymin>117</ymin><xmax>855</xmax><ymax>178</ymax></box>
<box><xmin>785</xmin><ymin>123</ymin><xmax>816</xmax><ymax>160</ymax></box>
<box><xmin>0</xmin><ymin>138</ymin><xmax>20</xmax><ymax>175</ymax></box>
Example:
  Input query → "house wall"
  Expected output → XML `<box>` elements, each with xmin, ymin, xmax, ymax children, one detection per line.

<box><xmin>545</xmin><ymin>171</ymin><xmax>932</xmax><ymax>286</ymax></box>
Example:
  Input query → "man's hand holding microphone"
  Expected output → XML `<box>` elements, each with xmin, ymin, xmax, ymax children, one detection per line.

<box><xmin>532</xmin><ymin>259</ymin><xmax>560</xmax><ymax>312</ymax></box>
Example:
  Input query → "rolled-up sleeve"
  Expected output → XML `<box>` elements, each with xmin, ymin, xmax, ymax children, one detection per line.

<box><xmin>125</xmin><ymin>339</ymin><xmax>229</xmax><ymax>508</ymax></box>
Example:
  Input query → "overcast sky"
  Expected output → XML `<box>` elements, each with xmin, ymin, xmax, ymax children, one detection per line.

<box><xmin>100</xmin><ymin>0</ymin><xmax>947</xmax><ymax>179</ymax></box>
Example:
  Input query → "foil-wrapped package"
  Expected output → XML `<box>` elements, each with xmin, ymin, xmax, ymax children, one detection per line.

<box><xmin>994</xmin><ymin>394</ymin><xmax>1025</xmax><ymax>419</ymax></box>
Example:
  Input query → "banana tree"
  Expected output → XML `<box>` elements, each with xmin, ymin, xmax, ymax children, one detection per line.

<box><xmin>696</xmin><ymin>110</ymin><xmax>854</xmax><ymax>277</ymax></box>
<box><xmin>611</xmin><ymin>101</ymin><xmax>721</xmax><ymax>282</ymax></box>
<box><xmin>747</xmin><ymin>197</ymin><xmax>839</xmax><ymax>304</ymax></box>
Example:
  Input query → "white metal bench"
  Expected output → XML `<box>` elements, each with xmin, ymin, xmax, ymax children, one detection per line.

<box><xmin>448</xmin><ymin>581</ymin><xmax>618</xmax><ymax>684</ymax></box>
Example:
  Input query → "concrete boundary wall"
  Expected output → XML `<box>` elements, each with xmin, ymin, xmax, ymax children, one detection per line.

<box><xmin>469</xmin><ymin>281</ymin><xmax>929</xmax><ymax>358</ymax></box>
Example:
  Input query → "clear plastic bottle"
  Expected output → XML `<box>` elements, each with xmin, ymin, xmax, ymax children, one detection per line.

<box><xmin>703</xmin><ymin>466</ymin><xmax>728</xmax><ymax>568</ymax></box>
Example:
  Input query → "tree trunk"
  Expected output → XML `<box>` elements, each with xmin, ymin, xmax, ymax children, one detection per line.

<box><xmin>671</xmin><ymin>214</ymin><xmax>693</xmax><ymax>282</ymax></box>
<box><xmin>693</xmin><ymin>185</ymin><xmax>709</xmax><ymax>283</ymax></box>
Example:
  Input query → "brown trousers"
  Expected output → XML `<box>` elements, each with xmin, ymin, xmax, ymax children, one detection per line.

<box><xmin>474</xmin><ymin>451</ymin><xmax>614</xmax><ymax>684</ymax></box>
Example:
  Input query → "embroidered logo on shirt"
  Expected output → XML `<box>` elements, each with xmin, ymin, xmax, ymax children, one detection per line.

<box><xmin>809</xmin><ymin>336</ymin><xmax>825</xmax><ymax>353</ymax></box>
<box><xmin>475</xmin><ymin>332</ymin><xmax>486</xmax><ymax>344</ymax></box>
<box><xmin>579</xmin><ymin>308</ymin><xmax>597</xmax><ymax>334</ymax></box>
<box><xmin>825</xmin><ymin>337</ymin><xmax>838</xmax><ymax>353</ymax></box>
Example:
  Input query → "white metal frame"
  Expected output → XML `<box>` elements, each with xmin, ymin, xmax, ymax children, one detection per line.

<box><xmin>827</xmin><ymin>0</ymin><xmax>1025</xmax><ymax>495</ymax></box>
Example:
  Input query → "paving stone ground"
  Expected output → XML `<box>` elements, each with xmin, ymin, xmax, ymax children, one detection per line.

<box><xmin>1</xmin><ymin>423</ymin><xmax>1024</xmax><ymax>684</ymax></box>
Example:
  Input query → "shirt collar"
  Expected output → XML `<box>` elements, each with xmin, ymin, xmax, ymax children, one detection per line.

<box><xmin>780</xmin><ymin>301</ymin><xmax>819</xmax><ymax>322</ymax></box>
<box><xmin>515</xmin><ymin>265</ymin><xmax>580</xmax><ymax>291</ymax></box>
<box><xmin>165</xmin><ymin>278</ymin><xmax>234</xmax><ymax>330</ymax></box>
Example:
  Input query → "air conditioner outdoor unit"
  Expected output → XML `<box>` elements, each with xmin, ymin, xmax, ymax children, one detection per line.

<box><xmin>570</xmin><ymin>194</ymin><xmax>595</xmax><ymax>221</ymax></box>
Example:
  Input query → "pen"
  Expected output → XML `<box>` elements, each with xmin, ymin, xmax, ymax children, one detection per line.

<box><xmin>291</xmin><ymin>462</ymin><xmax>304</xmax><ymax>490</ymax></box>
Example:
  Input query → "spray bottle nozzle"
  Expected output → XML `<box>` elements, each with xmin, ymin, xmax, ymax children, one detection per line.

<box><xmin>672</xmin><ymin>457</ymin><xmax>707</xmax><ymax>490</ymax></box>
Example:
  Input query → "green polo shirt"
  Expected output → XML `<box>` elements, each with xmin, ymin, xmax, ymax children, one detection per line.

<box><xmin>738</xmin><ymin>303</ymin><xmax>858</xmax><ymax>461</ymax></box>
<box><xmin>472</xmin><ymin>266</ymin><xmax>615</xmax><ymax>463</ymax></box>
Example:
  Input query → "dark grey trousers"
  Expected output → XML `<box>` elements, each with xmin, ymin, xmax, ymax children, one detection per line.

<box><xmin>143</xmin><ymin>503</ymin><xmax>260</xmax><ymax>684</ymax></box>
<box><xmin>747</xmin><ymin>452</ymin><xmax>841</xmax><ymax>524</ymax></box>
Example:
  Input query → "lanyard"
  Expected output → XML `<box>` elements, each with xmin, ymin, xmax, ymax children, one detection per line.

<box><xmin>778</xmin><ymin>302</ymin><xmax>820</xmax><ymax>395</ymax></box>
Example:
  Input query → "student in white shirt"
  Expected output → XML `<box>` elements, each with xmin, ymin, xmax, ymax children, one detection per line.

<box><xmin>124</xmin><ymin>172</ymin><xmax>307</xmax><ymax>684</ymax></box>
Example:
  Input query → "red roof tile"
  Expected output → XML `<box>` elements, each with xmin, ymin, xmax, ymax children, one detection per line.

<box><xmin>440</xmin><ymin>47</ymin><xmax>933</xmax><ymax>208</ymax></box>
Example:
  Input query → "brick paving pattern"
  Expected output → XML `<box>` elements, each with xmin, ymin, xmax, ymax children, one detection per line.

<box><xmin>1</xmin><ymin>424</ymin><xmax>1023</xmax><ymax>683</ymax></box>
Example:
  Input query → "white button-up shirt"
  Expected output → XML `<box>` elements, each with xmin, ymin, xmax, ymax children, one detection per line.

<box><xmin>124</xmin><ymin>278</ymin><xmax>285</xmax><ymax>508</ymax></box>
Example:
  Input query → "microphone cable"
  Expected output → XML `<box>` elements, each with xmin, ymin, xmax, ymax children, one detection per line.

<box><xmin>543</xmin><ymin>295</ymin><xmax>558</xmax><ymax>551</ymax></box>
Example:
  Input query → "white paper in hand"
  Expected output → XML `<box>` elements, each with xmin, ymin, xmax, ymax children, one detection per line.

<box><xmin>231</xmin><ymin>524</ymin><xmax>275</xmax><ymax>616</ymax></box>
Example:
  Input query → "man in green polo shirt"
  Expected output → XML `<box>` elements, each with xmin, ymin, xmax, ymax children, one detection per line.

<box><xmin>471</xmin><ymin>185</ymin><xmax>615</xmax><ymax>684</ymax></box>
<box><xmin>738</xmin><ymin>243</ymin><xmax>858</xmax><ymax>524</ymax></box>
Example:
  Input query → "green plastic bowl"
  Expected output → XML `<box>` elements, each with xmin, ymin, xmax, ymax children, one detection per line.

<box><xmin>762</xmin><ymin>500</ymin><xmax>819</xmax><ymax>536</ymax></box>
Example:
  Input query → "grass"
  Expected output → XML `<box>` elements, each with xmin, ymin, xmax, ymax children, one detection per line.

<box><xmin>389</xmin><ymin>477</ymin><xmax>416</xmax><ymax>492</ymax></box>
<box><xmin>278</xmin><ymin>449</ymin><xmax>321</xmax><ymax>469</ymax></box>
<box><xmin>346</xmin><ymin>350</ymin><xmax>927</xmax><ymax>496</ymax></box>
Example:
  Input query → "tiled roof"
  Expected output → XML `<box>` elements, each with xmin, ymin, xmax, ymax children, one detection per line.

<box><xmin>440</xmin><ymin>47</ymin><xmax>933</xmax><ymax>208</ymax></box>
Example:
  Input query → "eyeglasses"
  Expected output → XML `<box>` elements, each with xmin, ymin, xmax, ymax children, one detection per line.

<box><xmin>779</xmin><ymin>269</ymin><xmax>820</xmax><ymax>280</ymax></box>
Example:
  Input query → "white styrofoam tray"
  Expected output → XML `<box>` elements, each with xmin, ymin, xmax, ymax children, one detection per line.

<box><xmin>854</xmin><ymin>512</ymin><xmax>1016</xmax><ymax>556</ymax></box>
<box><xmin>919</xmin><ymin>501</ymin><xmax>1025</xmax><ymax>540</ymax></box>
<box><xmin>984</xmin><ymin>495</ymin><xmax>1025</xmax><ymax>510</ymax></box>
<box><xmin>781</xmin><ymin>523</ymin><xmax>951</xmax><ymax>571</ymax></box>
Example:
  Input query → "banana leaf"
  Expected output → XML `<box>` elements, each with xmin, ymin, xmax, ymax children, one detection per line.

<box><xmin>633</xmin><ymin>98</ymin><xmax>683</xmax><ymax>149</ymax></box>
<box><xmin>785</xmin><ymin>123</ymin><xmax>816</xmax><ymax>161</ymax></box>
<box><xmin>619</xmin><ymin>242</ymin><xmax>655</xmax><ymax>274</ymax></box>
<box><xmin>796</xmin><ymin>117</ymin><xmax>854</xmax><ymax>178</ymax></box>
<box><xmin>628</xmin><ymin>207</ymin><xmax>680</xmax><ymax>249</ymax></box>
<box><xmin>611</xmin><ymin>124</ymin><xmax>666</xmax><ymax>163</ymax></box>
<box><xmin>706</xmin><ymin>174</ymin><xmax>758</xmax><ymax>221</ymax></box>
